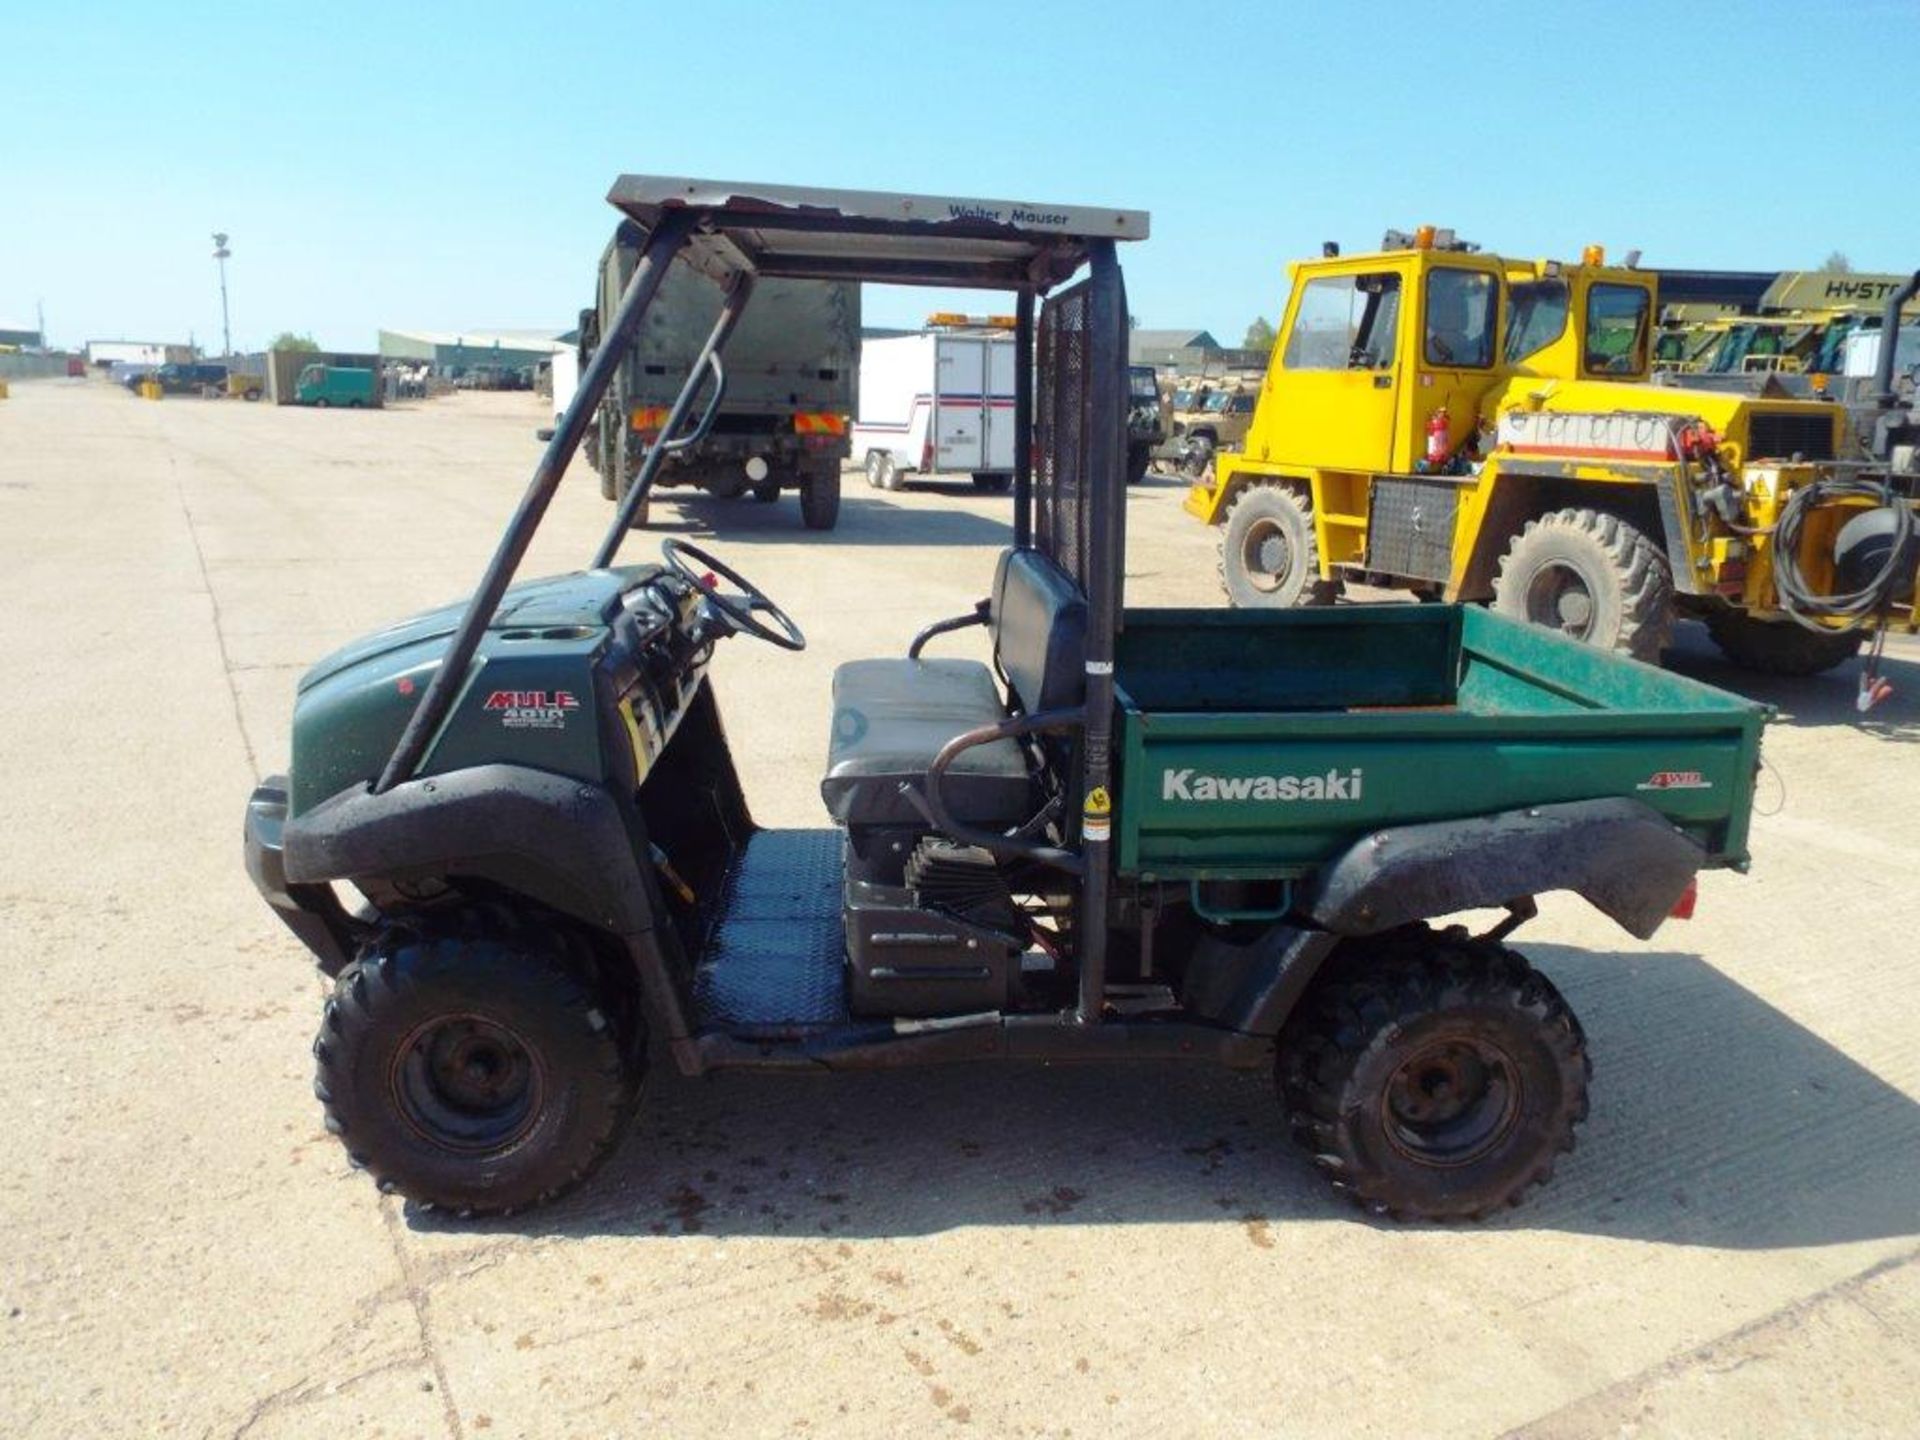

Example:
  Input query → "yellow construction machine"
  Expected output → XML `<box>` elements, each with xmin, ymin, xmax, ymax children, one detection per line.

<box><xmin>1186</xmin><ymin>228</ymin><xmax>1920</xmax><ymax>677</ymax></box>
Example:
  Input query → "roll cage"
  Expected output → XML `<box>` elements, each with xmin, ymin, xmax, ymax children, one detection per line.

<box><xmin>374</xmin><ymin>175</ymin><xmax>1149</xmax><ymax>1025</ymax></box>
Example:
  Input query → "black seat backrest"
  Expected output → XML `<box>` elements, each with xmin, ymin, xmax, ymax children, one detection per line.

<box><xmin>990</xmin><ymin>548</ymin><xmax>1087</xmax><ymax>715</ymax></box>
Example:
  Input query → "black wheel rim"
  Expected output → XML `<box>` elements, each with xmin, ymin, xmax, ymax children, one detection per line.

<box><xmin>391</xmin><ymin>1014</ymin><xmax>544</xmax><ymax>1154</ymax></box>
<box><xmin>1523</xmin><ymin>561</ymin><xmax>1598</xmax><ymax>639</ymax></box>
<box><xmin>1381</xmin><ymin>1037</ymin><xmax>1520</xmax><ymax>1167</ymax></box>
<box><xmin>1240</xmin><ymin>517</ymin><xmax>1295</xmax><ymax>594</ymax></box>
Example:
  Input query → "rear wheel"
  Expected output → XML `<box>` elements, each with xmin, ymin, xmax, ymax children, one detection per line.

<box><xmin>1219</xmin><ymin>483</ymin><xmax>1335</xmax><ymax>609</ymax></box>
<box><xmin>1704</xmin><ymin>611</ymin><xmax>1862</xmax><ymax>676</ymax></box>
<box><xmin>800</xmin><ymin>467</ymin><xmax>841</xmax><ymax>530</ymax></box>
<box><xmin>243</xmin><ymin>387</ymin><xmax>262</xmax><ymax>402</ymax></box>
<box><xmin>1278</xmin><ymin>925</ymin><xmax>1589</xmax><ymax>1221</ymax></box>
<box><xmin>313</xmin><ymin>907</ymin><xmax>643</xmax><ymax>1215</ymax></box>
<box><xmin>1180</xmin><ymin>434</ymin><xmax>1216</xmax><ymax>479</ymax></box>
<box><xmin>1493</xmin><ymin>507</ymin><xmax>1672</xmax><ymax>663</ymax></box>
<box><xmin>313</xmin><ymin>398</ymin><xmax>330</xmax><ymax>409</ymax></box>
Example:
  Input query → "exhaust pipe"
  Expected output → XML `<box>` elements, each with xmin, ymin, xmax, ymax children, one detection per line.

<box><xmin>1872</xmin><ymin>270</ymin><xmax>1920</xmax><ymax>414</ymax></box>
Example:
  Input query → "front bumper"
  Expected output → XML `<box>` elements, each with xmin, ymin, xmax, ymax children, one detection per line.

<box><xmin>243</xmin><ymin>777</ymin><xmax>363</xmax><ymax>976</ymax></box>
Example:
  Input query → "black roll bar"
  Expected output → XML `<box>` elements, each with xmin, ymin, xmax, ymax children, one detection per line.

<box><xmin>1074</xmin><ymin>239</ymin><xmax>1125</xmax><ymax>1026</ymax></box>
<box><xmin>375</xmin><ymin>211</ymin><xmax>695</xmax><ymax>794</ymax></box>
<box><xmin>1013</xmin><ymin>287</ymin><xmax>1035</xmax><ymax>548</ymax></box>
<box><xmin>591</xmin><ymin>271</ymin><xmax>757</xmax><ymax>569</ymax></box>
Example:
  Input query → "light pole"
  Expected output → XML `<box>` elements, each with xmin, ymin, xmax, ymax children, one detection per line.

<box><xmin>212</xmin><ymin>233</ymin><xmax>232</xmax><ymax>359</ymax></box>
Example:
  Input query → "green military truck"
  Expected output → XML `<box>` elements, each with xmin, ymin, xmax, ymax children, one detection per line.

<box><xmin>582</xmin><ymin>220</ymin><xmax>858</xmax><ymax>530</ymax></box>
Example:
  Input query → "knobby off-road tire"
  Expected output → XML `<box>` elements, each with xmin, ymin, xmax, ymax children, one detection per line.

<box><xmin>313</xmin><ymin>906</ymin><xmax>644</xmax><ymax>1216</ymax></box>
<box><xmin>1278</xmin><ymin>925</ymin><xmax>1590</xmax><ymax>1221</ymax></box>
<box><xmin>801</xmin><ymin>467</ymin><xmax>841</xmax><ymax>530</ymax></box>
<box><xmin>1219</xmin><ymin>482</ymin><xmax>1336</xmax><ymax>609</ymax></box>
<box><xmin>1493</xmin><ymin>507</ymin><xmax>1673</xmax><ymax>664</ymax></box>
<box><xmin>1704</xmin><ymin>611</ymin><xmax>1863</xmax><ymax>677</ymax></box>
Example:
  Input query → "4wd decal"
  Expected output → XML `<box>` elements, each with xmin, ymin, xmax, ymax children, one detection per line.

<box><xmin>1162</xmin><ymin>767</ymin><xmax>1364</xmax><ymax>803</ymax></box>
<box><xmin>482</xmin><ymin>689</ymin><xmax>580</xmax><ymax>730</ymax></box>
<box><xmin>1637</xmin><ymin>770</ymin><xmax>1712</xmax><ymax>791</ymax></box>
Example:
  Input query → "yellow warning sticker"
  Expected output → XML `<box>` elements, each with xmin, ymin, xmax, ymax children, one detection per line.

<box><xmin>1084</xmin><ymin>786</ymin><xmax>1112</xmax><ymax>816</ymax></box>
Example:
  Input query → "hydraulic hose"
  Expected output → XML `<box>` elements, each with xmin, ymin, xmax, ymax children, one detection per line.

<box><xmin>1769</xmin><ymin>476</ymin><xmax>1915</xmax><ymax>633</ymax></box>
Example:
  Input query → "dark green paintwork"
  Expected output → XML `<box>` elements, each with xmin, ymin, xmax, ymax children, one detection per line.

<box><xmin>1114</xmin><ymin>604</ymin><xmax>1766</xmax><ymax>880</ymax></box>
<box><xmin>288</xmin><ymin>567</ymin><xmax>658</xmax><ymax>816</ymax></box>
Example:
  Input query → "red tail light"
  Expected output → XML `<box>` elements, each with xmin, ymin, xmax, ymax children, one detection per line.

<box><xmin>1669</xmin><ymin>877</ymin><xmax>1698</xmax><ymax>920</ymax></box>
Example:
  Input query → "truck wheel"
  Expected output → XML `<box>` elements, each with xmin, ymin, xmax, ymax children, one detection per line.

<box><xmin>1704</xmin><ymin>612</ymin><xmax>1862</xmax><ymax>676</ymax></box>
<box><xmin>313</xmin><ymin>908</ymin><xmax>643</xmax><ymax>1215</ymax></box>
<box><xmin>1493</xmin><ymin>508</ymin><xmax>1672</xmax><ymax>663</ymax></box>
<box><xmin>1219</xmin><ymin>483</ymin><xmax>1334</xmax><ymax>609</ymax></box>
<box><xmin>801</xmin><ymin>468</ymin><xmax>841</xmax><ymax>530</ymax></box>
<box><xmin>243</xmin><ymin>387</ymin><xmax>262</xmax><ymax>402</ymax></box>
<box><xmin>971</xmin><ymin>472</ymin><xmax>1011</xmax><ymax>494</ymax></box>
<box><xmin>1278</xmin><ymin>925</ymin><xmax>1589</xmax><ymax>1221</ymax></box>
<box><xmin>866</xmin><ymin>451</ymin><xmax>900</xmax><ymax>492</ymax></box>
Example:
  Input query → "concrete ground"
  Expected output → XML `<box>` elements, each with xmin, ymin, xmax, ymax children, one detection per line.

<box><xmin>2</xmin><ymin>378</ymin><xmax>1917</xmax><ymax>1440</ymax></box>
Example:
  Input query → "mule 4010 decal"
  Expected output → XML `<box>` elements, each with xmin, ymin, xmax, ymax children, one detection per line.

<box><xmin>482</xmin><ymin>689</ymin><xmax>580</xmax><ymax>730</ymax></box>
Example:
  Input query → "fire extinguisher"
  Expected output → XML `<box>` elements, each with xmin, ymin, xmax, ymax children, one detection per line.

<box><xmin>1425</xmin><ymin>407</ymin><xmax>1450</xmax><ymax>468</ymax></box>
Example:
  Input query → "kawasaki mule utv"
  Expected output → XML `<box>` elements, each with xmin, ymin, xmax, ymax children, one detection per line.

<box><xmin>245</xmin><ymin>178</ymin><xmax>1766</xmax><ymax>1221</ymax></box>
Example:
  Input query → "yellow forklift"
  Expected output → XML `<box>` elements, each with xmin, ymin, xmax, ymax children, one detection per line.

<box><xmin>1186</xmin><ymin>229</ymin><xmax>1919</xmax><ymax>677</ymax></box>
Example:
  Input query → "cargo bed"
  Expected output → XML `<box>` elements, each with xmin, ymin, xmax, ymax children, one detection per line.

<box><xmin>1114</xmin><ymin>605</ymin><xmax>1768</xmax><ymax>879</ymax></box>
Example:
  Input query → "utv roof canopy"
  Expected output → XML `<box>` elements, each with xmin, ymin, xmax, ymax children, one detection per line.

<box><xmin>605</xmin><ymin>175</ymin><xmax>1150</xmax><ymax>290</ymax></box>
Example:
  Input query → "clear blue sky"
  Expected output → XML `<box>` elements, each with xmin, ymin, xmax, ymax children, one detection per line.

<box><xmin>4</xmin><ymin>0</ymin><xmax>1911</xmax><ymax>352</ymax></box>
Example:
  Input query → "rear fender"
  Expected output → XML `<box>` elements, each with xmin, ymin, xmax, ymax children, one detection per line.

<box><xmin>1192</xmin><ymin>798</ymin><xmax>1704</xmax><ymax>1038</ymax></box>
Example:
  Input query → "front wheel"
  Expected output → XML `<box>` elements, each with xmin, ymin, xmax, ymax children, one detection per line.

<box><xmin>1218</xmin><ymin>483</ymin><xmax>1334</xmax><ymax>609</ymax></box>
<box><xmin>800</xmin><ymin>467</ymin><xmax>841</xmax><ymax>530</ymax></box>
<box><xmin>1279</xmin><ymin>926</ymin><xmax>1589</xmax><ymax>1221</ymax></box>
<box><xmin>1704</xmin><ymin>611</ymin><xmax>1863</xmax><ymax>676</ymax></box>
<box><xmin>312</xmin><ymin>398</ymin><xmax>330</xmax><ymax>409</ymax></box>
<box><xmin>313</xmin><ymin>909</ymin><xmax>642</xmax><ymax>1215</ymax></box>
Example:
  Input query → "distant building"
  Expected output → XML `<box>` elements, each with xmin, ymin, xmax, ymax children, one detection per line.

<box><xmin>1127</xmin><ymin>328</ymin><xmax>1265</xmax><ymax>373</ymax></box>
<box><xmin>0</xmin><ymin>324</ymin><xmax>43</xmax><ymax>349</ymax></box>
<box><xmin>378</xmin><ymin>328</ymin><xmax>569</xmax><ymax>377</ymax></box>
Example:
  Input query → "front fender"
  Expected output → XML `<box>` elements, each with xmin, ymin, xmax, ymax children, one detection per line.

<box><xmin>282</xmin><ymin>764</ymin><xmax>658</xmax><ymax>938</ymax></box>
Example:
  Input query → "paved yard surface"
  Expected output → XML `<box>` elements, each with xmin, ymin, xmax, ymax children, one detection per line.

<box><xmin>3</xmin><ymin>378</ymin><xmax>1917</xmax><ymax>1439</ymax></box>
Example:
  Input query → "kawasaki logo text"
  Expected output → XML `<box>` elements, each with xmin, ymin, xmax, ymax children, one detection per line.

<box><xmin>1161</xmin><ymin>767</ymin><xmax>1363</xmax><ymax>802</ymax></box>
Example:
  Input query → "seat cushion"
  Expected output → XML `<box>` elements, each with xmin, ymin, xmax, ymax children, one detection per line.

<box><xmin>822</xmin><ymin>658</ymin><xmax>1031</xmax><ymax>827</ymax></box>
<box><xmin>990</xmin><ymin>548</ymin><xmax>1087</xmax><ymax>715</ymax></box>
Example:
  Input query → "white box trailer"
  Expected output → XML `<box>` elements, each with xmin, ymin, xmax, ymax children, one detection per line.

<box><xmin>851</xmin><ymin>321</ymin><xmax>1017</xmax><ymax>491</ymax></box>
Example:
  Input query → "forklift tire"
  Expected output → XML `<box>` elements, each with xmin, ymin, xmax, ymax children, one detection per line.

<box><xmin>801</xmin><ymin>468</ymin><xmax>841</xmax><ymax>530</ymax></box>
<box><xmin>1704</xmin><ymin>611</ymin><xmax>1863</xmax><ymax>676</ymax></box>
<box><xmin>866</xmin><ymin>451</ymin><xmax>900</xmax><ymax>492</ymax></box>
<box><xmin>972</xmin><ymin>473</ymin><xmax>1011</xmax><ymax>494</ymax></box>
<box><xmin>1219</xmin><ymin>483</ymin><xmax>1334</xmax><ymax>609</ymax></box>
<box><xmin>313</xmin><ymin>908</ymin><xmax>643</xmax><ymax>1216</ymax></box>
<box><xmin>1278</xmin><ymin>925</ymin><xmax>1589</xmax><ymax>1222</ymax></box>
<box><xmin>1493</xmin><ymin>508</ymin><xmax>1672</xmax><ymax>664</ymax></box>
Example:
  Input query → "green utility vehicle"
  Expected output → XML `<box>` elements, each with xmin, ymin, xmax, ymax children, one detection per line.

<box><xmin>244</xmin><ymin>179</ymin><xmax>1767</xmax><ymax>1223</ymax></box>
<box><xmin>295</xmin><ymin>363</ymin><xmax>377</xmax><ymax>408</ymax></box>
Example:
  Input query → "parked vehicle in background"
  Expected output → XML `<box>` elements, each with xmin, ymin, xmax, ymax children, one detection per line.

<box><xmin>128</xmin><ymin>362</ymin><xmax>228</xmax><ymax>395</ymax></box>
<box><xmin>851</xmin><ymin>314</ymin><xmax>1017</xmax><ymax>493</ymax></box>
<box><xmin>293</xmin><ymin>364</ymin><xmax>376</xmax><ymax>408</ymax></box>
<box><xmin>583</xmin><ymin>220</ymin><xmax>858</xmax><ymax>530</ymax></box>
<box><xmin>1170</xmin><ymin>377</ymin><xmax>1258</xmax><ymax>476</ymax></box>
<box><xmin>1126</xmin><ymin>364</ymin><xmax>1165</xmax><ymax>483</ymax></box>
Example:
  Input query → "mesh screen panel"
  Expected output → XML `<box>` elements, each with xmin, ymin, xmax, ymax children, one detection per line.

<box><xmin>1036</xmin><ymin>281</ymin><xmax>1092</xmax><ymax>589</ymax></box>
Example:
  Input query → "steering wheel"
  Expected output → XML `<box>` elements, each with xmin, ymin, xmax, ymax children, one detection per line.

<box><xmin>660</xmin><ymin>537</ymin><xmax>806</xmax><ymax>651</ymax></box>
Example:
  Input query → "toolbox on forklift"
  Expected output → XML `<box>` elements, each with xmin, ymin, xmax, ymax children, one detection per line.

<box><xmin>245</xmin><ymin>175</ymin><xmax>1769</xmax><ymax>1225</ymax></box>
